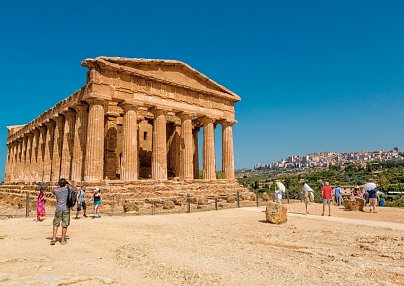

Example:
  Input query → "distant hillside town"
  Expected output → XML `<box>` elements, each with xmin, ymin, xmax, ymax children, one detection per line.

<box><xmin>255</xmin><ymin>148</ymin><xmax>404</xmax><ymax>170</ymax></box>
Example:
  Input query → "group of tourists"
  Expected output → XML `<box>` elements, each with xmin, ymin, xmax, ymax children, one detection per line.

<box><xmin>35</xmin><ymin>178</ymin><xmax>102</xmax><ymax>245</ymax></box>
<box><xmin>299</xmin><ymin>181</ymin><xmax>381</xmax><ymax>215</ymax></box>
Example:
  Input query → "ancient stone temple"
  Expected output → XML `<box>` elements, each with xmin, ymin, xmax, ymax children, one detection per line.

<box><xmin>2</xmin><ymin>57</ymin><xmax>249</xmax><ymax>209</ymax></box>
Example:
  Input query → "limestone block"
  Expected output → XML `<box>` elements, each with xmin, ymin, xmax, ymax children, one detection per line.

<box><xmin>123</xmin><ymin>202</ymin><xmax>139</xmax><ymax>213</ymax></box>
<box><xmin>163</xmin><ymin>200</ymin><xmax>175</xmax><ymax>210</ymax></box>
<box><xmin>265</xmin><ymin>202</ymin><xmax>287</xmax><ymax>224</ymax></box>
<box><xmin>262</xmin><ymin>193</ymin><xmax>270</xmax><ymax>201</ymax></box>
<box><xmin>198</xmin><ymin>198</ymin><xmax>209</xmax><ymax>205</ymax></box>
<box><xmin>355</xmin><ymin>197</ymin><xmax>365</xmax><ymax>211</ymax></box>
<box><xmin>226</xmin><ymin>195</ymin><xmax>235</xmax><ymax>203</ymax></box>
<box><xmin>343</xmin><ymin>200</ymin><xmax>359</xmax><ymax>211</ymax></box>
<box><xmin>172</xmin><ymin>197</ymin><xmax>186</xmax><ymax>206</ymax></box>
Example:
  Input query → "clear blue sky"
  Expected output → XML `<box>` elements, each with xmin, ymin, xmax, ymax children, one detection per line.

<box><xmin>1</xmin><ymin>0</ymin><xmax>404</xmax><ymax>180</ymax></box>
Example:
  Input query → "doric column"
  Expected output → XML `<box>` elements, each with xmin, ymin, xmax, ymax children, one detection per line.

<box><xmin>21</xmin><ymin>135</ymin><xmax>29</xmax><ymax>181</ymax></box>
<box><xmin>151</xmin><ymin>109</ymin><xmax>167</xmax><ymax>180</ymax></box>
<box><xmin>51</xmin><ymin>116</ymin><xmax>64</xmax><ymax>182</ymax></box>
<box><xmin>120</xmin><ymin>103</ymin><xmax>139</xmax><ymax>181</ymax></box>
<box><xmin>179</xmin><ymin>113</ymin><xmax>194</xmax><ymax>180</ymax></box>
<box><xmin>38</xmin><ymin>126</ymin><xmax>47</xmax><ymax>181</ymax></box>
<box><xmin>43</xmin><ymin>121</ymin><xmax>55</xmax><ymax>182</ymax></box>
<box><xmin>84</xmin><ymin>99</ymin><xmax>105</xmax><ymax>182</ymax></box>
<box><xmin>30</xmin><ymin>129</ymin><xmax>40</xmax><ymax>182</ymax></box>
<box><xmin>14</xmin><ymin>140</ymin><xmax>21</xmax><ymax>182</ymax></box>
<box><xmin>26</xmin><ymin>133</ymin><xmax>33</xmax><ymax>182</ymax></box>
<box><xmin>222</xmin><ymin>121</ymin><xmax>235</xmax><ymax>180</ymax></box>
<box><xmin>193</xmin><ymin>127</ymin><xmax>200</xmax><ymax>179</ymax></box>
<box><xmin>71</xmin><ymin>104</ymin><xmax>88</xmax><ymax>182</ymax></box>
<box><xmin>201</xmin><ymin>117</ymin><xmax>216</xmax><ymax>180</ymax></box>
<box><xmin>5</xmin><ymin>143</ymin><xmax>11</xmax><ymax>182</ymax></box>
<box><xmin>60</xmin><ymin>110</ymin><xmax>76</xmax><ymax>180</ymax></box>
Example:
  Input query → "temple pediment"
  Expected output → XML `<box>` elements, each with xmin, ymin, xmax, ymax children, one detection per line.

<box><xmin>82</xmin><ymin>57</ymin><xmax>240</xmax><ymax>102</ymax></box>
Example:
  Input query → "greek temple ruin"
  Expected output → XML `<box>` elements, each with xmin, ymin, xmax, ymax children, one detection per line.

<box><xmin>2</xmin><ymin>57</ymin><xmax>250</xmax><ymax>209</ymax></box>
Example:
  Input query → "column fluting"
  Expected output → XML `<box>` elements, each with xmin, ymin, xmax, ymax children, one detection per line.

<box><xmin>71</xmin><ymin>105</ymin><xmax>88</xmax><ymax>182</ymax></box>
<box><xmin>202</xmin><ymin>118</ymin><xmax>216</xmax><ymax>180</ymax></box>
<box><xmin>179</xmin><ymin>113</ymin><xmax>194</xmax><ymax>180</ymax></box>
<box><xmin>222</xmin><ymin>121</ymin><xmax>235</xmax><ymax>180</ymax></box>
<box><xmin>60</xmin><ymin>110</ymin><xmax>76</xmax><ymax>180</ymax></box>
<box><xmin>84</xmin><ymin>99</ymin><xmax>105</xmax><ymax>182</ymax></box>
<box><xmin>51</xmin><ymin>116</ymin><xmax>64</xmax><ymax>182</ymax></box>
<box><xmin>151</xmin><ymin>109</ymin><xmax>167</xmax><ymax>180</ymax></box>
<box><xmin>120</xmin><ymin>103</ymin><xmax>139</xmax><ymax>181</ymax></box>
<box><xmin>43</xmin><ymin>121</ymin><xmax>55</xmax><ymax>182</ymax></box>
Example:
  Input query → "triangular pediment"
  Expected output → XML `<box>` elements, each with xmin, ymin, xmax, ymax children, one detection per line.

<box><xmin>82</xmin><ymin>57</ymin><xmax>240</xmax><ymax>102</ymax></box>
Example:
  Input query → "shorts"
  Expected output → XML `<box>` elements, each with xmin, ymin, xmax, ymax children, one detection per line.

<box><xmin>94</xmin><ymin>201</ymin><xmax>101</xmax><ymax>207</ymax></box>
<box><xmin>77</xmin><ymin>201</ymin><xmax>86</xmax><ymax>211</ymax></box>
<box><xmin>323</xmin><ymin>199</ymin><xmax>332</xmax><ymax>205</ymax></box>
<box><xmin>369</xmin><ymin>198</ymin><xmax>377</xmax><ymax>206</ymax></box>
<box><xmin>53</xmin><ymin>211</ymin><xmax>70</xmax><ymax>228</ymax></box>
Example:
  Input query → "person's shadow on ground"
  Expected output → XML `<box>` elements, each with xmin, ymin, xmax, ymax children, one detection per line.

<box><xmin>46</xmin><ymin>236</ymin><xmax>70</xmax><ymax>245</ymax></box>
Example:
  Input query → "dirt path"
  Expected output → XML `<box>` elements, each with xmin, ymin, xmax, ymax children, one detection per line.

<box><xmin>0</xmin><ymin>205</ymin><xmax>403</xmax><ymax>286</ymax></box>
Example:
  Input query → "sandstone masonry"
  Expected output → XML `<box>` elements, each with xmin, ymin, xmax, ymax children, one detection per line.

<box><xmin>3</xmin><ymin>57</ymin><xmax>246</xmax><ymax>208</ymax></box>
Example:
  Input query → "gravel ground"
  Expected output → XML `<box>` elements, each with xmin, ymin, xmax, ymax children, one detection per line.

<box><xmin>0</xmin><ymin>203</ymin><xmax>403</xmax><ymax>286</ymax></box>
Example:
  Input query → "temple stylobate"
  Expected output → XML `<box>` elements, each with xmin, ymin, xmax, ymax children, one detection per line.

<box><xmin>4</xmin><ymin>57</ymin><xmax>239</xmax><ymax>184</ymax></box>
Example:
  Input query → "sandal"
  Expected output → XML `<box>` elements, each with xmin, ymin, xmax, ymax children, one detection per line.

<box><xmin>50</xmin><ymin>240</ymin><xmax>56</xmax><ymax>245</ymax></box>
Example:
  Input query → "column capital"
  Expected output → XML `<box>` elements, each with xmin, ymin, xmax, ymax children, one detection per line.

<box><xmin>177</xmin><ymin>112</ymin><xmax>195</xmax><ymax>121</ymax></box>
<box><xmin>43</xmin><ymin>120</ymin><xmax>55</xmax><ymax>128</ymax></box>
<box><xmin>220</xmin><ymin>120</ymin><xmax>237</xmax><ymax>127</ymax></box>
<box><xmin>73</xmin><ymin>103</ymin><xmax>89</xmax><ymax>112</ymax></box>
<box><xmin>51</xmin><ymin>114</ymin><xmax>64</xmax><ymax>126</ymax></box>
<box><xmin>200</xmin><ymin>116</ymin><xmax>216</xmax><ymax>126</ymax></box>
<box><xmin>118</xmin><ymin>100</ymin><xmax>139</xmax><ymax>112</ymax></box>
<box><xmin>149</xmin><ymin>107</ymin><xmax>169</xmax><ymax>116</ymax></box>
<box><xmin>85</xmin><ymin>97</ymin><xmax>105</xmax><ymax>106</ymax></box>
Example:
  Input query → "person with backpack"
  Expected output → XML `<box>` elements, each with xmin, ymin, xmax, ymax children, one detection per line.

<box><xmin>75</xmin><ymin>185</ymin><xmax>87</xmax><ymax>219</ymax></box>
<box><xmin>50</xmin><ymin>178</ymin><xmax>75</xmax><ymax>245</ymax></box>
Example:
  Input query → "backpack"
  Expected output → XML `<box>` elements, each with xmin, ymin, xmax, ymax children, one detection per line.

<box><xmin>66</xmin><ymin>187</ymin><xmax>77</xmax><ymax>209</ymax></box>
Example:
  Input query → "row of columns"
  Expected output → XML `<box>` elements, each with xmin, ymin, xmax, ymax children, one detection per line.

<box><xmin>5</xmin><ymin>99</ymin><xmax>235</xmax><ymax>183</ymax></box>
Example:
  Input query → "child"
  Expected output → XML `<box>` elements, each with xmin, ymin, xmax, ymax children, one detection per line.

<box><xmin>36</xmin><ymin>186</ymin><xmax>46</xmax><ymax>222</ymax></box>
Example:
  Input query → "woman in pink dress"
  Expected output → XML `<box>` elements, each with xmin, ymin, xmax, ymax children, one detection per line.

<box><xmin>36</xmin><ymin>187</ymin><xmax>46</xmax><ymax>221</ymax></box>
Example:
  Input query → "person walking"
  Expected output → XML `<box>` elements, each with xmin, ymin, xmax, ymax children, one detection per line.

<box><xmin>92</xmin><ymin>188</ymin><xmax>102</xmax><ymax>218</ymax></box>
<box><xmin>322</xmin><ymin>182</ymin><xmax>333</xmax><ymax>216</ymax></box>
<box><xmin>36</xmin><ymin>185</ymin><xmax>46</xmax><ymax>222</ymax></box>
<box><xmin>302</xmin><ymin>182</ymin><xmax>314</xmax><ymax>215</ymax></box>
<box><xmin>50</xmin><ymin>178</ymin><xmax>72</xmax><ymax>245</ymax></box>
<box><xmin>75</xmin><ymin>185</ymin><xmax>87</xmax><ymax>219</ymax></box>
<box><xmin>334</xmin><ymin>185</ymin><xmax>342</xmax><ymax>206</ymax></box>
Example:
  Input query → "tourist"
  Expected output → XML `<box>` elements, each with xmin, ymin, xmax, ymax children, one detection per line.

<box><xmin>75</xmin><ymin>185</ymin><xmax>87</xmax><ymax>219</ymax></box>
<box><xmin>379</xmin><ymin>195</ymin><xmax>385</xmax><ymax>207</ymax></box>
<box><xmin>50</xmin><ymin>178</ymin><xmax>71</xmax><ymax>245</ymax></box>
<box><xmin>36</xmin><ymin>185</ymin><xmax>46</xmax><ymax>222</ymax></box>
<box><xmin>302</xmin><ymin>182</ymin><xmax>314</xmax><ymax>215</ymax></box>
<box><xmin>334</xmin><ymin>185</ymin><xmax>342</xmax><ymax>206</ymax></box>
<box><xmin>367</xmin><ymin>188</ymin><xmax>379</xmax><ymax>213</ymax></box>
<box><xmin>275</xmin><ymin>181</ymin><xmax>283</xmax><ymax>204</ymax></box>
<box><xmin>321</xmin><ymin>182</ymin><xmax>332</xmax><ymax>216</ymax></box>
<box><xmin>92</xmin><ymin>188</ymin><xmax>102</xmax><ymax>218</ymax></box>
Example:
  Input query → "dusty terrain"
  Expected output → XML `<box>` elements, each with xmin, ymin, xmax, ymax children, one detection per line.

<box><xmin>0</xmin><ymin>203</ymin><xmax>403</xmax><ymax>286</ymax></box>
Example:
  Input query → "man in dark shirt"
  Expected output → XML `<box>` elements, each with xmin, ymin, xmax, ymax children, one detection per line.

<box><xmin>51</xmin><ymin>178</ymin><xmax>71</xmax><ymax>245</ymax></box>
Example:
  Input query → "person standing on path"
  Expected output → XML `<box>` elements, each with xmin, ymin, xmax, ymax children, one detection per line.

<box><xmin>75</xmin><ymin>185</ymin><xmax>87</xmax><ymax>219</ymax></box>
<box><xmin>92</xmin><ymin>188</ymin><xmax>102</xmax><ymax>218</ymax></box>
<box><xmin>322</xmin><ymin>182</ymin><xmax>333</xmax><ymax>216</ymax></box>
<box><xmin>334</xmin><ymin>185</ymin><xmax>342</xmax><ymax>206</ymax></box>
<box><xmin>50</xmin><ymin>178</ymin><xmax>71</xmax><ymax>245</ymax></box>
<box><xmin>368</xmin><ymin>188</ymin><xmax>379</xmax><ymax>213</ymax></box>
<box><xmin>36</xmin><ymin>185</ymin><xmax>46</xmax><ymax>222</ymax></box>
<box><xmin>302</xmin><ymin>182</ymin><xmax>314</xmax><ymax>215</ymax></box>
